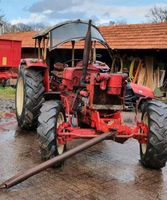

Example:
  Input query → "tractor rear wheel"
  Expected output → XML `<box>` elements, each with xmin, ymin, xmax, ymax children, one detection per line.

<box><xmin>15</xmin><ymin>68</ymin><xmax>44</xmax><ymax>130</ymax></box>
<box><xmin>37</xmin><ymin>100</ymin><xmax>66</xmax><ymax>163</ymax></box>
<box><xmin>140</xmin><ymin>100</ymin><xmax>167</xmax><ymax>169</ymax></box>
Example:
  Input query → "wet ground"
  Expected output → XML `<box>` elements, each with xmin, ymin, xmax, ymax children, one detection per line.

<box><xmin>0</xmin><ymin>99</ymin><xmax>167</xmax><ymax>200</ymax></box>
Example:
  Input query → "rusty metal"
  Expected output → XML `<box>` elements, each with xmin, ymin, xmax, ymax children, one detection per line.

<box><xmin>81</xmin><ymin>19</ymin><xmax>92</xmax><ymax>84</ymax></box>
<box><xmin>0</xmin><ymin>131</ymin><xmax>115</xmax><ymax>189</ymax></box>
<box><xmin>71</xmin><ymin>41</ymin><xmax>75</xmax><ymax>66</ymax></box>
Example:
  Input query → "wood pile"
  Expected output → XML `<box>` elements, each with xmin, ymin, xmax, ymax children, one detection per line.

<box><xmin>129</xmin><ymin>56</ymin><xmax>166</xmax><ymax>99</ymax></box>
<box><xmin>112</xmin><ymin>55</ymin><xmax>166</xmax><ymax>99</ymax></box>
<box><xmin>133</xmin><ymin>56</ymin><xmax>166</xmax><ymax>90</ymax></box>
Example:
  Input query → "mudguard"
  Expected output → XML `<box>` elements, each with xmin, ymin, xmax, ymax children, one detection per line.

<box><xmin>20</xmin><ymin>58</ymin><xmax>47</xmax><ymax>69</ymax></box>
<box><xmin>130</xmin><ymin>82</ymin><xmax>154</xmax><ymax>98</ymax></box>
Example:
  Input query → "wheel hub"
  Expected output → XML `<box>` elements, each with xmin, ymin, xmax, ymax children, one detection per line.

<box><xmin>57</xmin><ymin>112</ymin><xmax>65</xmax><ymax>155</ymax></box>
<box><xmin>141</xmin><ymin>113</ymin><xmax>148</xmax><ymax>154</ymax></box>
<box><xmin>16</xmin><ymin>77</ymin><xmax>24</xmax><ymax>116</ymax></box>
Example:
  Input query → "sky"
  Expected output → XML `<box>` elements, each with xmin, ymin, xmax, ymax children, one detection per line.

<box><xmin>1</xmin><ymin>0</ymin><xmax>167</xmax><ymax>25</ymax></box>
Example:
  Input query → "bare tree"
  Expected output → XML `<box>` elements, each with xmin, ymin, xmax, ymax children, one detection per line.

<box><xmin>28</xmin><ymin>23</ymin><xmax>46</xmax><ymax>31</ymax></box>
<box><xmin>12</xmin><ymin>23</ymin><xmax>32</xmax><ymax>32</ymax></box>
<box><xmin>0</xmin><ymin>21</ymin><xmax>46</xmax><ymax>33</ymax></box>
<box><xmin>0</xmin><ymin>0</ymin><xmax>46</xmax><ymax>33</ymax></box>
<box><xmin>0</xmin><ymin>15</ymin><xmax>3</xmax><ymax>21</ymax></box>
<box><xmin>146</xmin><ymin>6</ymin><xmax>167</xmax><ymax>22</ymax></box>
<box><xmin>0</xmin><ymin>0</ymin><xmax>4</xmax><ymax>24</ymax></box>
<box><xmin>0</xmin><ymin>15</ymin><xmax>5</xmax><ymax>34</ymax></box>
<box><xmin>109</xmin><ymin>19</ymin><xmax>127</xmax><ymax>25</ymax></box>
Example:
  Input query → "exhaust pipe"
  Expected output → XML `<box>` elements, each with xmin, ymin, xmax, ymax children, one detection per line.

<box><xmin>80</xmin><ymin>19</ymin><xmax>92</xmax><ymax>85</ymax></box>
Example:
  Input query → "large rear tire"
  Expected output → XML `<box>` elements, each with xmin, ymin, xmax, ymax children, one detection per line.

<box><xmin>15</xmin><ymin>68</ymin><xmax>44</xmax><ymax>130</ymax></box>
<box><xmin>140</xmin><ymin>100</ymin><xmax>167</xmax><ymax>169</ymax></box>
<box><xmin>37</xmin><ymin>100</ymin><xmax>66</xmax><ymax>163</ymax></box>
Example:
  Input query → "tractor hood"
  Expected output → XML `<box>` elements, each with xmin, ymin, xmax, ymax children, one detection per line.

<box><xmin>33</xmin><ymin>20</ymin><xmax>108</xmax><ymax>51</ymax></box>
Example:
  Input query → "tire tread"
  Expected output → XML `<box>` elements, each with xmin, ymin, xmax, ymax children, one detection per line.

<box><xmin>140</xmin><ymin>100</ymin><xmax>167</xmax><ymax>169</ymax></box>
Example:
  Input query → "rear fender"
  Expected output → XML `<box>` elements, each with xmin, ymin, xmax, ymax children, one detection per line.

<box><xmin>20</xmin><ymin>58</ymin><xmax>50</xmax><ymax>92</ymax></box>
<box><xmin>20</xmin><ymin>58</ymin><xmax>47</xmax><ymax>69</ymax></box>
<box><xmin>130</xmin><ymin>82</ymin><xmax>154</xmax><ymax>98</ymax></box>
<box><xmin>130</xmin><ymin>82</ymin><xmax>154</xmax><ymax>112</ymax></box>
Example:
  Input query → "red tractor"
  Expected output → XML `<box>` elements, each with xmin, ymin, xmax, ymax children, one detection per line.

<box><xmin>16</xmin><ymin>20</ymin><xmax>167</xmax><ymax>170</ymax></box>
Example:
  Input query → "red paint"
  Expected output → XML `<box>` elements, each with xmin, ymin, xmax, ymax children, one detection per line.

<box><xmin>107</xmin><ymin>74</ymin><xmax>123</xmax><ymax>95</ymax></box>
<box><xmin>0</xmin><ymin>39</ymin><xmax>21</xmax><ymax>80</ymax></box>
<box><xmin>76</xmin><ymin>61</ymin><xmax>110</xmax><ymax>72</ymax></box>
<box><xmin>57</xmin><ymin>114</ymin><xmax>148</xmax><ymax>145</ymax></box>
<box><xmin>0</xmin><ymin>71</ymin><xmax>17</xmax><ymax>79</ymax></box>
<box><xmin>0</xmin><ymin>39</ymin><xmax>21</xmax><ymax>67</ymax></box>
<box><xmin>23</xmin><ymin>53</ymin><xmax>150</xmax><ymax>146</ymax></box>
<box><xmin>0</xmin><ymin>120</ymin><xmax>17</xmax><ymax>131</ymax></box>
<box><xmin>130</xmin><ymin>82</ymin><xmax>154</xmax><ymax>98</ymax></box>
<box><xmin>2</xmin><ymin>112</ymin><xmax>15</xmax><ymax>118</ymax></box>
<box><xmin>21</xmin><ymin>58</ymin><xmax>49</xmax><ymax>92</ymax></box>
<box><xmin>53</xmin><ymin>64</ymin><xmax>149</xmax><ymax>146</ymax></box>
<box><xmin>44</xmin><ymin>68</ymin><xmax>50</xmax><ymax>92</ymax></box>
<box><xmin>80</xmin><ymin>90</ymin><xmax>88</xmax><ymax>97</ymax></box>
<box><xmin>61</xmin><ymin>63</ymin><xmax>109</xmax><ymax>91</ymax></box>
<box><xmin>62</xmin><ymin>67</ymin><xmax>83</xmax><ymax>90</ymax></box>
<box><xmin>22</xmin><ymin>58</ymin><xmax>47</xmax><ymax>69</ymax></box>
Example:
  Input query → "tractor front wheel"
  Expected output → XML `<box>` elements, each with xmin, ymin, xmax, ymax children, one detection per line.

<box><xmin>37</xmin><ymin>100</ymin><xmax>66</xmax><ymax>163</ymax></box>
<box><xmin>140</xmin><ymin>100</ymin><xmax>167</xmax><ymax>169</ymax></box>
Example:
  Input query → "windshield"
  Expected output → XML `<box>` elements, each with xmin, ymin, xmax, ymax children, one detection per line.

<box><xmin>48</xmin><ymin>21</ymin><xmax>106</xmax><ymax>50</ymax></box>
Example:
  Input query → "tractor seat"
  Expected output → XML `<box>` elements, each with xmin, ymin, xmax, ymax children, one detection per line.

<box><xmin>54</xmin><ymin>62</ymin><xmax>68</xmax><ymax>71</ymax></box>
<box><xmin>52</xmin><ymin>62</ymin><xmax>68</xmax><ymax>78</ymax></box>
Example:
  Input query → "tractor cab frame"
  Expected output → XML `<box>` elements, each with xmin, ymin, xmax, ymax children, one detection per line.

<box><xmin>33</xmin><ymin>19</ymin><xmax>111</xmax><ymax>61</ymax></box>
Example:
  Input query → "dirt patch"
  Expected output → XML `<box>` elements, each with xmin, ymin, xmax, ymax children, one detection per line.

<box><xmin>0</xmin><ymin>99</ymin><xmax>15</xmax><ymax>113</ymax></box>
<box><xmin>0</xmin><ymin>99</ymin><xmax>16</xmax><ymax>131</ymax></box>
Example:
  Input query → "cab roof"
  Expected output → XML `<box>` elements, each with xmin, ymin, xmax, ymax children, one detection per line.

<box><xmin>33</xmin><ymin>19</ymin><xmax>108</xmax><ymax>50</ymax></box>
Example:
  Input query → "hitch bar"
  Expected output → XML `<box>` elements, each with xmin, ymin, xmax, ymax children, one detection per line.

<box><xmin>0</xmin><ymin>131</ymin><xmax>115</xmax><ymax>189</ymax></box>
